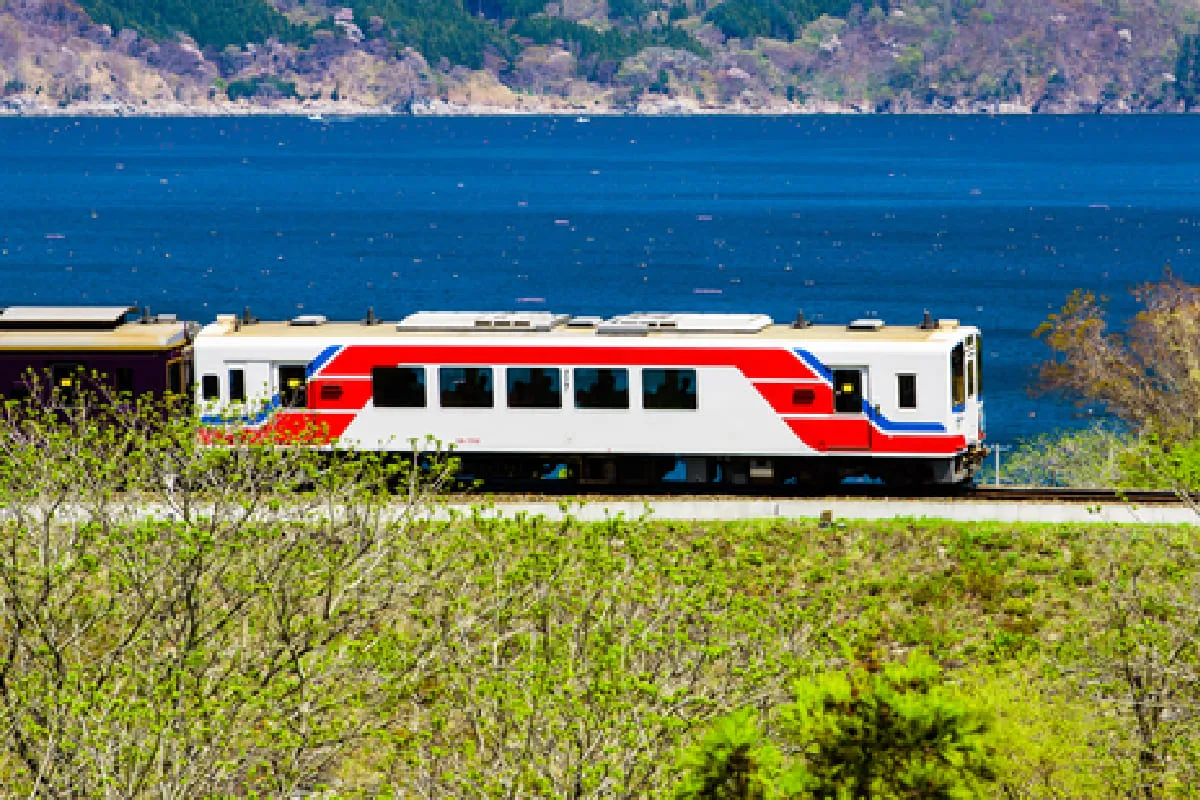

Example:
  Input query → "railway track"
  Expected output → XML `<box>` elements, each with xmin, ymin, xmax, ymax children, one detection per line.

<box><xmin>968</xmin><ymin>487</ymin><xmax>1183</xmax><ymax>504</ymax></box>
<box><xmin>447</xmin><ymin>484</ymin><xmax>1188</xmax><ymax>505</ymax></box>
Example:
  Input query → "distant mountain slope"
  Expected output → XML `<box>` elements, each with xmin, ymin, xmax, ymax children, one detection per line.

<box><xmin>1</xmin><ymin>0</ymin><xmax>1197</xmax><ymax>112</ymax></box>
<box><xmin>76</xmin><ymin>0</ymin><xmax>307</xmax><ymax>49</ymax></box>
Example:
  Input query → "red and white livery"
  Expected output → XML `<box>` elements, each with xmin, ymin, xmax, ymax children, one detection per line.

<box><xmin>193</xmin><ymin>309</ymin><xmax>985</xmax><ymax>487</ymax></box>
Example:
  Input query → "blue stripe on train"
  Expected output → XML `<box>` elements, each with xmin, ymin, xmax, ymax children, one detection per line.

<box><xmin>200</xmin><ymin>393</ymin><xmax>281</xmax><ymax>426</ymax></box>
<box><xmin>307</xmin><ymin>345</ymin><xmax>342</xmax><ymax>378</ymax></box>
<box><xmin>795</xmin><ymin>347</ymin><xmax>946</xmax><ymax>432</ymax></box>
<box><xmin>862</xmin><ymin>399</ymin><xmax>947</xmax><ymax>433</ymax></box>
<box><xmin>793</xmin><ymin>348</ymin><xmax>833</xmax><ymax>383</ymax></box>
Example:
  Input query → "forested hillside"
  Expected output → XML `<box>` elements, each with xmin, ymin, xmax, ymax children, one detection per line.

<box><xmin>1</xmin><ymin>0</ymin><xmax>1199</xmax><ymax>112</ymax></box>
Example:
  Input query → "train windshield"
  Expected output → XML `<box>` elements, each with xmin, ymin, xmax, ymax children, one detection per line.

<box><xmin>951</xmin><ymin>342</ymin><xmax>965</xmax><ymax>407</ymax></box>
<box><xmin>975</xmin><ymin>334</ymin><xmax>982</xmax><ymax>395</ymax></box>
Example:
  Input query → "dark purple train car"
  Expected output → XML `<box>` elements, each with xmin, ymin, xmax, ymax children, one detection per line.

<box><xmin>0</xmin><ymin>306</ymin><xmax>191</xmax><ymax>402</ymax></box>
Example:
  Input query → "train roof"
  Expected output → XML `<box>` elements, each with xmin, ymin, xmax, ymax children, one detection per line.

<box><xmin>0</xmin><ymin>306</ymin><xmax>189</xmax><ymax>350</ymax></box>
<box><xmin>198</xmin><ymin>311</ymin><xmax>976</xmax><ymax>344</ymax></box>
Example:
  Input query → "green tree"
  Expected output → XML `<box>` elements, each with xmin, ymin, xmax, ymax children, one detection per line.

<box><xmin>705</xmin><ymin>0</ymin><xmax>851</xmax><ymax>42</ymax></box>
<box><xmin>676</xmin><ymin>653</ymin><xmax>998</xmax><ymax>799</ymax></box>
<box><xmin>76</xmin><ymin>0</ymin><xmax>307</xmax><ymax>49</ymax></box>
<box><xmin>779</xmin><ymin>653</ymin><xmax>997</xmax><ymax>798</ymax></box>
<box><xmin>1035</xmin><ymin>275</ymin><xmax>1200</xmax><ymax>509</ymax></box>
<box><xmin>1175</xmin><ymin>34</ymin><xmax>1200</xmax><ymax>108</ymax></box>
<box><xmin>675</xmin><ymin>708</ymin><xmax>781</xmax><ymax>800</ymax></box>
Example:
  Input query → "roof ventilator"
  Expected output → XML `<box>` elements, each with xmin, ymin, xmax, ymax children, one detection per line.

<box><xmin>599</xmin><ymin>313</ymin><xmax>772</xmax><ymax>334</ymax></box>
<box><xmin>847</xmin><ymin>318</ymin><xmax>885</xmax><ymax>331</ymax></box>
<box><xmin>567</xmin><ymin>316</ymin><xmax>604</xmax><ymax>328</ymax></box>
<box><xmin>289</xmin><ymin>314</ymin><xmax>328</xmax><ymax>326</ymax></box>
<box><xmin>397</xmin><ymin>311</ymin><xmax>568</xmax><ymax>332</ymax></box>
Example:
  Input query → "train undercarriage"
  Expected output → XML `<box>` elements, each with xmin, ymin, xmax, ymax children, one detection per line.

<box><xmin>446</xmin><ymin>449</ymin><xmax>984</xmax><ymax>490</ymax></box>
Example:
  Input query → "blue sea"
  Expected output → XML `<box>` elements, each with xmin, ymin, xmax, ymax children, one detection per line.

<box><xmin>2</xmin><ymin>114</ymin><xmax>1198</xmax><ymax>445</ymax></box>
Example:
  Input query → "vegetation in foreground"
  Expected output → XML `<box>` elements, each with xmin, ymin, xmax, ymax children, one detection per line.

<box><xmin>3</xmin><ymin>506</ymin><xmax>1198</xmax><ymax>796</ymax></box>
<box><xmin>0</xmin><ymin>384</ymin><xmax>1196</xmax><ymax>796</ymax></box>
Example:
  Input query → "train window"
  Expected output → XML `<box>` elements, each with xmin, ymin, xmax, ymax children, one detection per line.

<box><xmin>229</xmin><ymin>369</ymin><xmax>245</xmax><ymax>403</ymax></box>
<box><xmin>51</xmin><ymin>362</ymin><xmax>84</xmax><ymax>405</ymax></box>
<box><xmin>968</xmin><ymin>361</ymin><xmax>976</xmax><ymax>398</ymax></box>
<box><xmin>643</xmin><ymin>369</ymin><xmax>697</xmax><ymax>410</ymax></box>
<box><xmin>374</xmin><ymin>366</ymin><xmax>426</xmax><ymax>408</ymax></box>
<box><xmin>116</xmin><ymin>367</ymin><xmax>135</xmax><ymax>396</ymax></box>
<box><xmin>833</xmin><ymin>369</ymin><xmax>863</xmax><ymax>413</ymax></box>
<box><xmin>897</xmin><ymin>374</ymin><xmax>917</xmax><ymax>409</ymax></box>
<box><xmin>440</xmin><ymin>367</ymin><xmax>493</xmax><ymax>408</ymax></box>
<box><xmin>201</xmin><ymin>374</ymin><xmax>220</xmax><ymax>401</ymax></box>
<box><xmin>278</xmin><ymin>365</ymin><xmax>308</xmax><ymax>408</ymax></box>
<box><xmin>574</xmin><ymin>368</ymin><xmax>629</xmax><ymax>409</ymax></box>
<box><xmin>951</xmin><ymin>343</ymin><xmax>965</xmax><ymax>407</ymax></box>
<box><xmin>507</xmin><ymin>367</ymin><xmax>561</xmax><ymax>409</ymax></box>
<box><xmin>167</xmin><ymin>359</ymin><xmax>184</xmax><ymax>397</ymax></box>
<box><xmin>792</xmin><ymin>388</ymin><xmax>815</xmax><ymax>405</ymax></box>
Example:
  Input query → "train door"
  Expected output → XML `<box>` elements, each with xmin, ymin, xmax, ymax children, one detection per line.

<box><xmin>830</xmin><ymin>367</ymin><xmax>872</xmax><ymax>450</ymax></box>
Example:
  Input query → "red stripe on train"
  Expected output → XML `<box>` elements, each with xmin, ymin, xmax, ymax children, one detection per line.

<box><xmin>201</xmin><ymin>412</ymin><xmax>355</xmax><ymax>445</ymax></box>
<box><xmin>785</xmin><ymin>419</ymin><xmax>966</xmax><ymax>455</ymax></box>
<box><xmin>323</xmin><ymin>345</ymin><xmax>815</xmax><ymax>381</ymax></box>
<box><xmin>752</xmin><ymin>381</ymin><xmax>834</xmax><ymax>415</ymax></box>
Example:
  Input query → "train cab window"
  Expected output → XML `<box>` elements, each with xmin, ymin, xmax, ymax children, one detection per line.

<box><xmin>574</xmin><ymin>368</ymin><xmax>629</xmax><ymax>409</ymax></box>
<box><xmin>374</xmin><ymin>366</ymin><xmax>426</xmax><ymax>408</ymax></box>
<box><xmin>229</xmin><ymin>369</ymin><xmax>245</xmax><ymax>403</ymax></box>
<box><xmin>440</xmin><ymin>367</ymin><xmax>493</xmax><ymax>408</ymax></box>
<box><xmin>201</xmin><ymin>374</ymin><xmax>220</xmax><ymax>401</ymax></box>
<box><xmin>51</xmin><ymin>362</ymin><xmax>84</xmax><ymax>405</ymax></box>
<box><xmin>832</xmin><ymin>369</ymin><xmax>864</xmax><ymax>413</ymax></box>
<box><xmin>115</xmin><ymin>367</ymin><xmax>135</xmax><ymax>396</ymax></box>
<box><xmin>643</xmin><ymin>369</ymin><xmax>697</xmax><ymax>410</ymax></box>
<box><xmin>507</xmin><ymin>367</ymin><xmax>561</xmax><ymax>409</ymax></box>
<box><xmin>951</xmin><ymin>343</ymin><xmax>965</xmax><ymax>407</ymax></box>
<box><xmin>897</xmin><ymin>374</ymin><xmax>917</xmax><ymax>410</ymax></box>
<box><xmin>167</xmin><ymin>359</ymin><xmax>185</xmax><ymax>397</ymax></box>
<box><xmin>973</xmin><ymin>333</ymin><xmax>983</xmax><ymax>395</ymax></box>
<box><xmin>278</xmin><ymin>365</ymin><xmax>308</xmax><ymax>408</ymax></box>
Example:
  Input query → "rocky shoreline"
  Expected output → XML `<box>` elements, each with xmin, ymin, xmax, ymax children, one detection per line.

<box><xmin>0</xmin><ymin>95</ymin><xmax>1182</xmax><ymax>117</ymax></box>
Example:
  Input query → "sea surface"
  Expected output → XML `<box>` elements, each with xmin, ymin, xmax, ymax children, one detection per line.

<box><xmin>2</xmin><ymin>114</ymin><xmax>1198</xmax><ymax>445</ymax></box>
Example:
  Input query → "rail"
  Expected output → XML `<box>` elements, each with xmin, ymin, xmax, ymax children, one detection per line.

<box><xmin>447</xmin><ymin>484</ymin><xmax>1189</xmax><ymax>504</ymax></box>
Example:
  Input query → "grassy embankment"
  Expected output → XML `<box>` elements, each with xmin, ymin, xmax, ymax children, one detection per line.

<box><xmin>3</xmin><ymin>508</ymin><xmax>1196</xmax><ymax>796</ymax></box>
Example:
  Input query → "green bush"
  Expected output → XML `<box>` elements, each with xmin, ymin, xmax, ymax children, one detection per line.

<box><xmin>677</xmin><ymin>653</ymin><xmax>998</xmax><ymax>799</ymax></box>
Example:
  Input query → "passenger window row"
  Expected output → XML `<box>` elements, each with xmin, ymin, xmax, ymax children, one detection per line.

<box><xmin>201</xmin><ymin>368</ymin><xmax>247</xmax><ymax>402</ymax></box>
<box><xmin>373</xmin><ymin>366</ymin><xmax>697</xmax><ymax>410</ymax></box>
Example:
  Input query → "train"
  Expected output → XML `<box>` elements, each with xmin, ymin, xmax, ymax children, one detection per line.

<box><xmin>0</xmin><ymin>304</ymin><xmax>986</xmax><ymax>488</ymax></box>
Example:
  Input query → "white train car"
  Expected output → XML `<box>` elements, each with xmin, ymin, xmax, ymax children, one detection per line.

<box><xmin>193</xmin><ymin>309</ymin><xmax>985</xmax><ymax>487</ymax></box>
